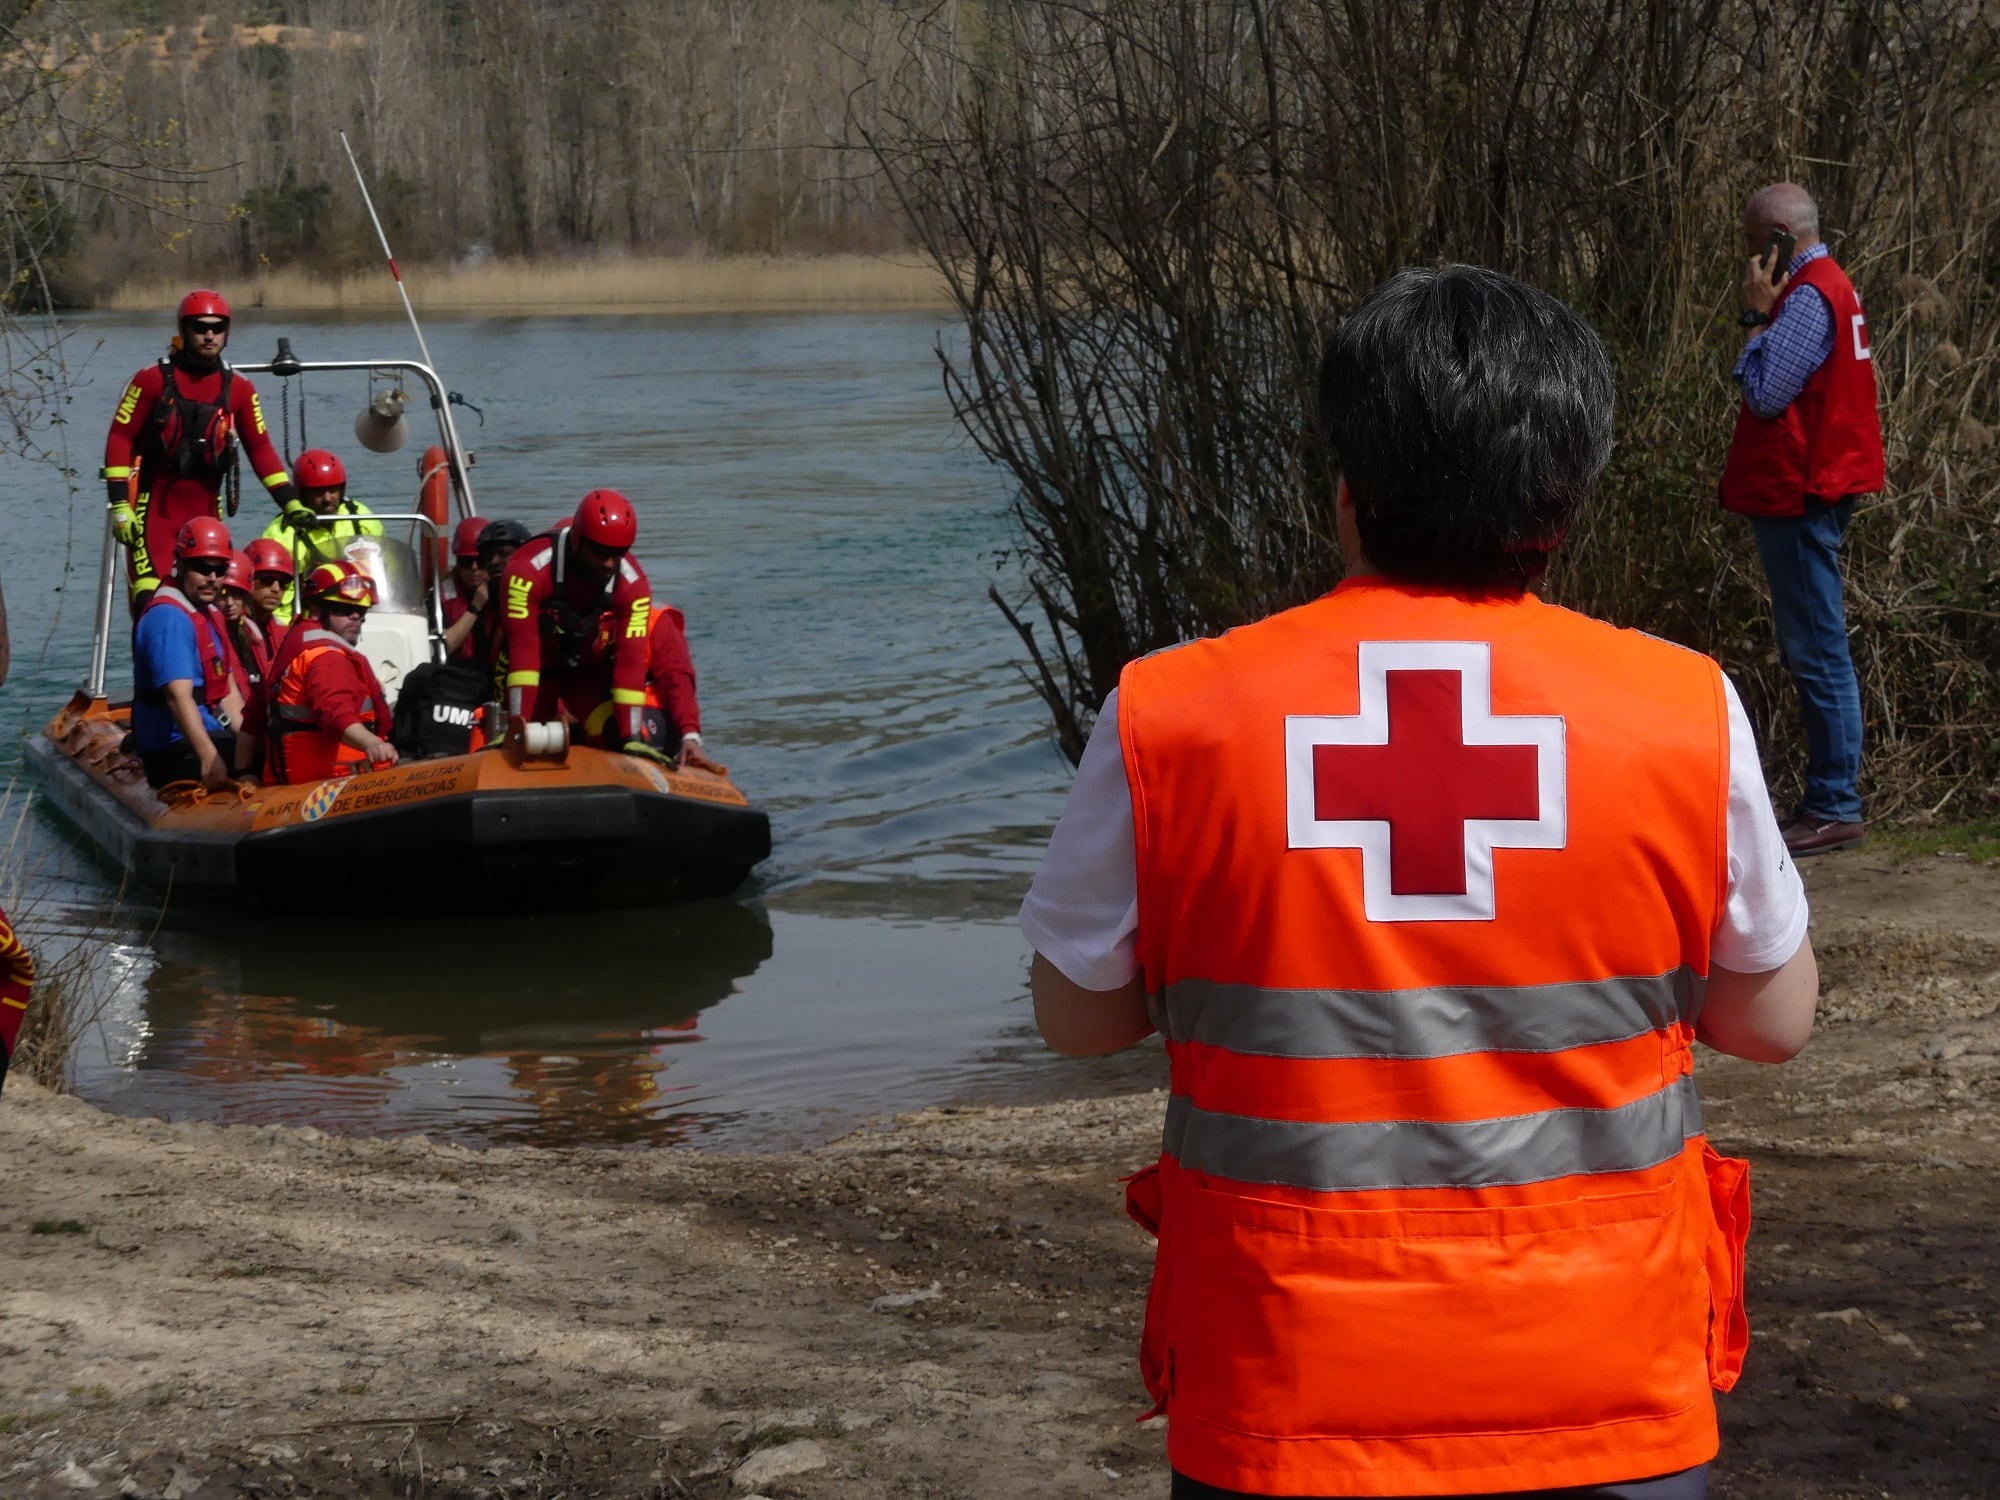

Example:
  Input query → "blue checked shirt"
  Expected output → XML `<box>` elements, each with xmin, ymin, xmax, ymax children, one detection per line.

<box><xmin>1733</xmin><ymin>243</ymin><xmax>1834</xmax><ymax>420</ymax></box>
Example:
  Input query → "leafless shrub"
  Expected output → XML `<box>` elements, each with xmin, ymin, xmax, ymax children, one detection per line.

<box><xmin>0</xmin><ymin>784</ymin><xmax>135</xmax><ymax>1093</ymax></box>
<box><xmin>877</xmin><ymin>0</ymin><xmax>2000</xmax><ymax>813</ymax></box>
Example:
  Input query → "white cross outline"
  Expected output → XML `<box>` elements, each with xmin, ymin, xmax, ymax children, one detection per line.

<box><xmin>1284</xmin><ymin>640</ymin><xmax>1568</xmax><ymax>922</ymax></box>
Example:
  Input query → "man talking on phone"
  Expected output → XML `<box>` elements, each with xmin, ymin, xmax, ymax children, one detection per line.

<box><xmin>1719</xmin><ymin>181</ymin><xmax>1883</xmax><ymax>856</ymax></box>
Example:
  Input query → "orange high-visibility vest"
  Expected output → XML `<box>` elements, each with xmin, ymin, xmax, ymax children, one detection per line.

<box><xmin>270</xmin><ymin>629</ymin><xmax>385</xmax><ymax>784</ymax></box>
<box><xmin>1120</xmin><ymin>577</ymin><xmax>1748</xmax><ymax>1498</ymax></box>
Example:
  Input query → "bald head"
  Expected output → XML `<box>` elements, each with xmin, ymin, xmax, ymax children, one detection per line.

<box><xmin>1743</xmin><ymin>182</ymin><xmax>1821</xmax><ymax>249</ymax></box>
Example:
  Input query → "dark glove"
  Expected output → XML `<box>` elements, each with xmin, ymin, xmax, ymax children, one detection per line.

<box><xmin>282</xmin><ymin>500</ymin><xmax>326</xmax><ymax>532</ymax></box>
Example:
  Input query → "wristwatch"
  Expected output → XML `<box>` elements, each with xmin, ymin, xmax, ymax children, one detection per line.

<box><xmin>1738</xmin><ymin>309</ymin><xmax>1771</xmax><ymax>328</ymax></box>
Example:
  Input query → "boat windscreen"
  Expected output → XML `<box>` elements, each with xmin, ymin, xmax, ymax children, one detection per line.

<box><xmin>336</xmin><ymin>534</ymin><xmax>426</xmax><ymax>616</ymax></box>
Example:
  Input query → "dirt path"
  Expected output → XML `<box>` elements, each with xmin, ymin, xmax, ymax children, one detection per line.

<box><xmin>2</xmin><ymin>849</ymin><xmax>1995</xmax><ymax>1499</ymax></box>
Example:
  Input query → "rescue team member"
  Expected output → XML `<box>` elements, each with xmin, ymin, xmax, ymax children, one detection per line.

<box><xmin>1022</xmin><ymin>267</ymin><xmax>1817</xmax><ymax>1500</ymax></box>
<box><xmin>468</xmin><ymin>518</ymin><xmax>530</xmax><ymax>700</ymax></box>
<box><xmin>260</xmin><ymin>448</ymin><xmax>383</xmax><ymax>622</ymax></box>
<box><xmin>102</xmin><ymin>290</ymin><xmax>297</xmax><ymax>605</ymax></box>
<box><xmin>264</xmin><ymin>561</ymin><xmax>398</xmax><ymax>784</ymax></box>
<box><xmin>635</xmin><ymin>605</ymin><xmax>726</xmax><ymax>773</ymax></box>
<box><xmin>499</xmin><ymin>492</ymin><xmax>657</xmax><ymax>756</ymax></box>
<box><xmin>218</xmin><ymin>551</ymin><xmax>273</xmax><ymax>775</ymax></box>
<box><xmin>0</xmin><ymin>906</ymin><xmax>32</xmax><ymax>1094</ymax></box>
<box><xmin>0</xmin><ymin>591</ymin><xmax>28</xmax><ymax>1095</ymax></box>
<box><xmin>440</xmin><ymin>515</ymin><xmax>491</xmax><ymax>658</ymax></box>
<box><xmin>130</xmin><ymin>518</ymin><xmax>250</xmax><ymax>790</ymax></box>
<box><xmin>243</xmin><ymin>537</ymin><xmax>294</xmax><ymax>654</ymax></box>
<box><xmin>1720</xmin><ymin>181</ymin><xmax>1883</xmax><ymax>858</ymax></box>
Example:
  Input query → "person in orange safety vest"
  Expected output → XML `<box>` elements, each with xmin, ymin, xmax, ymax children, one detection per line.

<box><xmin>264</xmin><ymin>561</ymin><xmax>399</xmax><ymax>784</ymax></box>
<box><xmin>1020</xmin><ymin>267</ymin><xmax>1819</xmax><ymax>1500</ymax></box>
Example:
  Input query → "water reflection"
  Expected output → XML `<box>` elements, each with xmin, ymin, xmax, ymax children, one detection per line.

<box><xmin>130</xmin><ymin>901</ymin><xmax>774</xmax><ymax>1146</ymax></box>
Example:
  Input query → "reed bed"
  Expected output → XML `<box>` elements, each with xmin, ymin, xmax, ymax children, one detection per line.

<box><xmin>102</xmin><ymin>253</ymin><xmax>949</xmax><ymax>317</ymax></box>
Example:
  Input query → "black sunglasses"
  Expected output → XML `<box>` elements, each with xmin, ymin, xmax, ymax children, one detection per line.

<box><xmin>252</xmin><ymin>571</ymin><xmax>290</xmax><ymax>586</ymax></box>
<box><xmin>184</xmin><ymin>559</ymin><xmax>229</xmax><ymax>576</ymax></box>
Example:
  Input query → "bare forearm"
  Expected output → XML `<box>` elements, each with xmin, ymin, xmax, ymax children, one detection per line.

<box><xmin>163</xmin><ymin>681</ymin><xmax>218</xmax><ymax>760</ymax></box>
<box><xmin>1030</xmin><ymin>952</ymin><xmax>1153</xmax><ymax>1056</ymax></box>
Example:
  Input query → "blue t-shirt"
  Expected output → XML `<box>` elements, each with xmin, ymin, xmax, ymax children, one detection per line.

<box><xmin>132</xmin><ymin>602</ymin><xmax>223</xmax><ymax>755</ymax></box>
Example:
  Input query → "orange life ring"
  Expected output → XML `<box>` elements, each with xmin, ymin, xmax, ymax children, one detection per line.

<box><xmin>417</xmin><ymin>444</ymin><xmax>451</xmax><ymax>585</ymax></box>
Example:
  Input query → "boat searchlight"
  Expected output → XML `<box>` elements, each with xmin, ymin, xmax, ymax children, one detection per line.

<box><xmin>354</xmin><ymin>388</ymin><xmax>409</xmax><ymax>453</ymax></box>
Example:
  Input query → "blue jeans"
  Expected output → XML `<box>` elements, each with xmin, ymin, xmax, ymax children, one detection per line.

<box><xmin>1750</xmin><ymin>498</ymin><xmax>1863</xmax><ymax>822</ymax></box>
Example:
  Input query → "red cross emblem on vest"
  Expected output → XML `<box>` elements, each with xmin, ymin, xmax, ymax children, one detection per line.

<box><xmin>1284</xmin><ymin>641</ymin><xmax>1567</xmax><ymax>921</ymax></box>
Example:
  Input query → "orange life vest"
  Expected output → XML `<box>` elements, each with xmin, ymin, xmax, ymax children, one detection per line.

<box><xmin>1120</xmin><ymin>578</ymin><xmax>1746</xmax><ymax>1497</ymax></box>
<box><xmin>269</xmin><ymin>628</ymin><xmax>388</xmax><ymax>784</ymax></box>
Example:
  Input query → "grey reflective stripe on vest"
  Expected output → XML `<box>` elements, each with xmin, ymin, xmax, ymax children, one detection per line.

<box><xmin>1163</xmin><ymin>968</ymin><xmax>1705</xmax><ymax>1060</ymax></box>
<box><xmin>1163</xmin><ymin>1075</ymin><xmax>1703</xmax><ymax>1193</ymax></box>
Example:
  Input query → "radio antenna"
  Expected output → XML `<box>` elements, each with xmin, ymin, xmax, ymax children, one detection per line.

<box><xmin>338</xmin><ymin>129</ymin><xmax>440</xmax><ymax>381</ymax></box>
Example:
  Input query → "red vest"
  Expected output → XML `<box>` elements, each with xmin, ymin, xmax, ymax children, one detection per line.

<box><xmin>1120</xmin><ymin>579</ymin><xmax>1748</xmax><ymax>1496</ymax></box>
<box><xmin>1718</xmin><ymin>255</ymin><xmax>1884</xmax><ymax>517</ymax></box>
<box><xmin>136</xmin><ymin>586</ymin><xmax>232</xmax><ymax>712</ymax></box>
<box><xmin>266</xmin><ymin>627</ymin><xmax>390</xmax><ymax>784</ymax></box>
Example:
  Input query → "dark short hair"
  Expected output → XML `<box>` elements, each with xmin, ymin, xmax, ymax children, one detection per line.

<box><xmin>1315</xmin><ymin>266</ymin><xmax>1614</xmax><ymax>593</ymax></box>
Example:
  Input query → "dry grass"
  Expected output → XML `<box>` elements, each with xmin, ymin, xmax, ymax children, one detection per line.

<box><xmin>102</xmin><ymin>253</ymin><xmax>950</xmax><ymax>317</ymax></box>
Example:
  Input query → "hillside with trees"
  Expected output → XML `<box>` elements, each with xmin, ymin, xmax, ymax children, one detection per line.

<box><xmin>25</xmin><ymin>0</ymin><xmax>941</xmax><ymax>298</ymax></box>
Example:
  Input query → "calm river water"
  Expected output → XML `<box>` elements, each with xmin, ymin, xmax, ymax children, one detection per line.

<box><xmin>0</xmin><ymin>309</ymin><xmax>1134</xmax><ymax>1148</ymax></box>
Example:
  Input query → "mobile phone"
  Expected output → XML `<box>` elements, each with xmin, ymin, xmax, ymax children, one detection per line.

<box><xmin>1762</xmin><ymin>229</ymin><xmax>1797</xmax><ymax>280</ymax></box>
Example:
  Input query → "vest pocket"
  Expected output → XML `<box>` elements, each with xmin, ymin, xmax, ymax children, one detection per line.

<box><xmin>1169</xmin><ymin>1175</ymin><xmax>1709</xmax><ymax>1441</ymax></box>
<box><xmin>1700</xmin><ymin>1144</ymin><xmax>1752</xmax><ymax>1391</ymax></box>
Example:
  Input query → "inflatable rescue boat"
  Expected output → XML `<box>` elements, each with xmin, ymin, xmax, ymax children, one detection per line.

<box><xmin>28</xmin><ymin>345</ymin><xmax>771</xmax><ymax>909</ymax></box>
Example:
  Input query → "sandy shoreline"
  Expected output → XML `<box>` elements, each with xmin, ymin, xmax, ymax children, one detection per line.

<box><xmin>2</xmin><ymin>848</ymin><xmax>1996</xmax><ymax>1498</ymax></box>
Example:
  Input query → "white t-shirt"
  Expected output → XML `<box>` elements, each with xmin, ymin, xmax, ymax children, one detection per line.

<box><xmin>1021</xmin><ymin>677</ymin><xmax>1808</xmax><ymax>990</ymax></box>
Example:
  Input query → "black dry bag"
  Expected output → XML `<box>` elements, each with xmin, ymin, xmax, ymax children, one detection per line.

<box><xmin>391</xmin><ymin>661</ymin><xmax>488</xmax><ymax>760</ymax></box>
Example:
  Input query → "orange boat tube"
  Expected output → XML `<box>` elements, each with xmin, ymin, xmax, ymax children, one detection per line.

<box><xmin>28</xmin><ymin>693</ymin><xmax>772</xmax><ymax>909</ymax></box>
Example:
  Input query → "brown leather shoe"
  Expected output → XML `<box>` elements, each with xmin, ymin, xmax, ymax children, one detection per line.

<box><xmin>1781</xmin><ymin>813</ymin><xmax>1867</xmax><ymax>857</ymax></box>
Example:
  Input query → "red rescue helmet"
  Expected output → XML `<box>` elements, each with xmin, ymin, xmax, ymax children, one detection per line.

<box><xmin>294</xmin><ymin>448</ymin><xmax>347</xmax><ymax>492</ymax></box>
<box><xmin>177</xmin><ymin>289</ymin><xmax>231</xmax><ymax>327</ymax></box>
<box><xmin>452</xmin><ymin>515</ymin><xmax>488</xmax><ymax>560</ymax></box>
<box><xmin>245</xmin><ymin>538</ymin><xmax>295</xmax><ymax>579</ymax></box>
<box><xmin>175</xmin><ymin>516</ymin><xmax>234</xmax><ymax>565</ymax></box>
<box><xmin>574</xmin><ymin>489</ymin><xmax>636</xmax><ymax>551</ymax></box>
<box><xmin>303</xmin><ymin>560</ymin><xmax>377</xmax><ymax>610</ymax></box>
<box><xmin>221</xmin><ymin>551</ymin><xmax>255</xmax><ymax>595</ymax></box>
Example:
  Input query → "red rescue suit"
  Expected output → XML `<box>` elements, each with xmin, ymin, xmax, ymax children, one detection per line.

<box><xmin>500</xmin><ymin>526</ymin><xmax>651</xmax><ymax>746</ymax></box>
<box><xmin>104</xmin><ymin>354</ymin><xmax>295</xmax><ymax>596</ymax></box>
<box><xmin>1122</xmin><ymin>579</ymin><xmax>1743</xmax><ymax>1496</ymax></box>
<box><xmin>642</xmin><ymin>605</ymin><xmax>700</xmax><ymax>740</ymax></box>
<box><xmin>264</xmin><ymin>625</ymin><xmax>392</xmax><ymax>784</ymax></box>
<box><xmin>0</xmin><ymin>904</ymin><xmax>34</xmax><ymax>1093</ymax></box>
<box><xmin>440</xmin><ymin>572</ymin><xmax>483</xmax><ymax>660</ymax></box>
<box><xmin>1718</xmin><ymin>256</ymin><xmax>1885</xmax><ymax>517</ymax></box>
